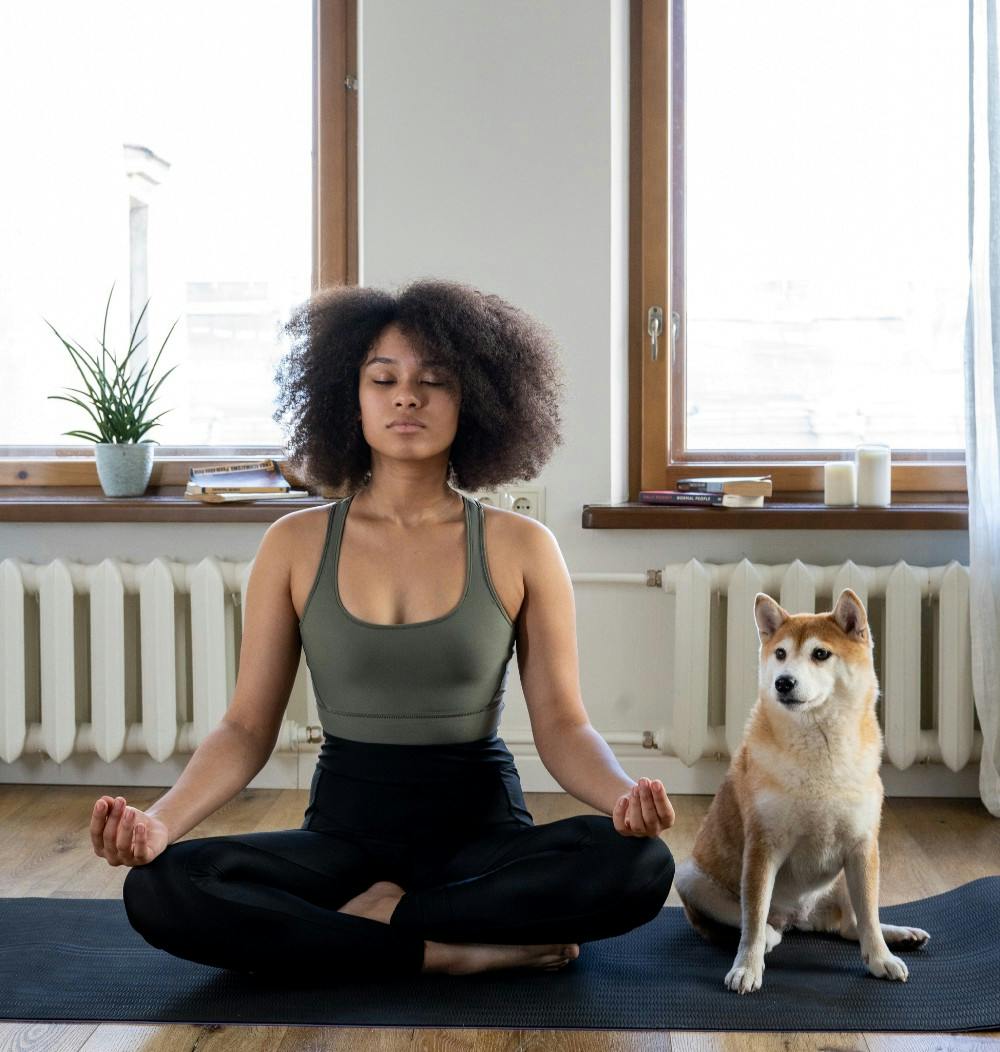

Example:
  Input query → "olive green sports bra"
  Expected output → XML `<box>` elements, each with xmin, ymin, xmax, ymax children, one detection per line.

<box><xmin>298</xmin><ymin>491</ymin><xmax>518</xmax><ymax>745</ymax></box>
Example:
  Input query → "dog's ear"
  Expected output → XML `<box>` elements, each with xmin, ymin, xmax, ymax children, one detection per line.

<box><xmin>832</xmin><ymin>588</ymin><xmax>869</xmax><ymax>641</ymax></box>
<box><xmin>754</xmin><ymin>593</ymin><xmax>789</xmax><ymax>642</ymax></box>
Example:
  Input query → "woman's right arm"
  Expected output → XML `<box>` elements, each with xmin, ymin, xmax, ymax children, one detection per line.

<box><xmin>91</xmin><ymin>513</ymin><xmax>307</xmax><ymax>863</ymax></box>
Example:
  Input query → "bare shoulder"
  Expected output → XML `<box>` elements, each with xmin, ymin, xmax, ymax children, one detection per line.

<box><xmin>480</xmin><ymin>501</ymin><xmax>562</xmax><ymax>579</ymax></box>
<box><xmin>480</xmin><ymin>501</ymin><xmax>552</xmax><ymax>538</ymax></box>
<box><xmin>265</xmin><ymin>503</ymin><xmax>339</xmax><ymax>620</ymax></box>
<box><xmin>479</xmin><ymin>503</ymin><xmax>554</xmax><ymax>625</ymax></box>
<box><xmin>273</xmin><ymin>501</ymin><xmax>335</xmax><ymax>530</ymax></box>
<box><xmin>480</xmin><ymin>501</ymin><xmax>550</xmax><ymax>552</ymax></box>
<box><xmin>269</xmin><ymin>501</ymin><xmax>336</xmax><ymax>549</ymax></box>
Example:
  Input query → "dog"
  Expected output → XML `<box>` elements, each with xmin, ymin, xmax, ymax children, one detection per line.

<box><xmin>674</xmin><ymin>588</ymin><xmax>929</xmax><ymax>994</ymax></box>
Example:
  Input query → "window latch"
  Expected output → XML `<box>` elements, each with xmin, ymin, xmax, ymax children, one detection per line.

<box><xmin>647</xmin><ymin>306</ymin><xmax>664</xmax><ymax>361</ymax></box>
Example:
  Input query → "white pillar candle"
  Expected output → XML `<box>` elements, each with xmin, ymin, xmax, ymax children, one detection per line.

<box><xmin>855</xmin><ymin>443</ymin><xmax>892</xmax><ymax>506</ymax></box>
<box><xmin>824</xmin><ymin>461</ymin><xmax>857</xmax><ymax>505</ymax></box>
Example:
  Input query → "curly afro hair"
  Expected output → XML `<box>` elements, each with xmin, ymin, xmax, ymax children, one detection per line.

<box><xmin>273</xmin><ymin>277</ymin><xmax>566</xmax><ymax>496</ymax></box>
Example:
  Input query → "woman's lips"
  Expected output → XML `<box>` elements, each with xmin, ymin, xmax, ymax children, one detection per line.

<box><xmin>389</xmin><ymin>423</ymin><xmax>424</xmax><ymax>431</ymax></box>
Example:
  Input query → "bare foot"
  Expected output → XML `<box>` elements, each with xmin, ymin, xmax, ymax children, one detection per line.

<box><xmin>337</xmin><ymin>880</ymin><xmax>407</xmax><ymax>925</ymax></box>
<box><xmin>422</xmin><ymin>940</ymin><xmax>581</xmax><ymax>976</ymax></box>
<box><xmin>337</xmin><ymin>881</ymin><xmax>581</xmax><ymax>976</ymax></box>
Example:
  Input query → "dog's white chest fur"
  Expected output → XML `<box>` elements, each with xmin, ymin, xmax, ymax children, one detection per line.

<box><xmin>748</xmin><ymin>733</ymin><xmax>882</xmax><ymax>904</ymax></box>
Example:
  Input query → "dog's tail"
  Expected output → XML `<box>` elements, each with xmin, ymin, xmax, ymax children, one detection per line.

<box><xmin>681</xmin><ymin>899</ymin><xmax>740</xmax><ymax>947</ymax></box>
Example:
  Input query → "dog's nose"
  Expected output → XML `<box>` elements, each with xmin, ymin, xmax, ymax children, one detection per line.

<box><xmin>774</xmin><ymin>675</ymin><xmax>797</xmax><ymax>695</ymax></box>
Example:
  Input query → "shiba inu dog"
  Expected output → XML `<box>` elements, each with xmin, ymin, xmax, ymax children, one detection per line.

<box><xmin>675</xmin><ymin>588</ymin><xmax>929</xmax><ymax>994</ymax></box>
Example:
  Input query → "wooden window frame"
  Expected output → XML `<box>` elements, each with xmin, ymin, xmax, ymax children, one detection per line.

<box><xmin>1</xmin><ymin>0</ymin><xmax>356</xmax><ymax>493</ymax></box>
<box><xmin>628</xmin><ymin>0</ymin><xmax>968</xmax><ymax>503</ymax></box>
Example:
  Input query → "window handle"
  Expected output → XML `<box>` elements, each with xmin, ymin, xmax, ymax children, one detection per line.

<box><xmin>648</xmin><ymin>306</ymin><xmax>664</xmax><ymax>361</ymax></box>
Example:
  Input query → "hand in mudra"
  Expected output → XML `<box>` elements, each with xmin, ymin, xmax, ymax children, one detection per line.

<box><xmin>90</xmin><ymin>795</ymin><xmax>169</xmax><ymax>867</ymax></box>
<box><xmin>613</xmin><ymin>778</ymin><xmax>675</xmax><ymax>837</ymax></box>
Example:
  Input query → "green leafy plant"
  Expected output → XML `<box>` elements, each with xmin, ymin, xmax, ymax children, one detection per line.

<box><xmin>44</xmin><ymin>282</ymin><xmax>180</xmax><ymax>444</ymax></box>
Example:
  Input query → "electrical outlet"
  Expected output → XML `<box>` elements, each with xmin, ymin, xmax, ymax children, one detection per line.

<box><xmin>499</xmin><ymin>486</ymin><xmax>544</xmax><ymax>521</ymax></box>
<box><xmin>466</xmin><ymin>489</ymin><xmax>501</xmax><ymax>508</ymax></box>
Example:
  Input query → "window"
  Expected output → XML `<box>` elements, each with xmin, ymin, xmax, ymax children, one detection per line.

<box><xmin>0</xmin><ymin>0</ymin><xmax>356</xmax><ymax>486</ymax></box>
<box><xmin>631</xmin><ymin>0</ymin><xmax>968</xmax><ymax>498</ymax></box>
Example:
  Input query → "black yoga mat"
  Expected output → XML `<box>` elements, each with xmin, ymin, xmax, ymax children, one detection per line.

<box><xmin>1</xmin><ymin>877</ymin><xmax>997</xmax><ymax>1032</ymax></box>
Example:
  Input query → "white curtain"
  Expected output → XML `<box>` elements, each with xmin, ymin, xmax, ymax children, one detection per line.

<box><xmin>965</xmin><ymin>0</ymin><xmax>1000</xmax><ymax>816</ymax></box>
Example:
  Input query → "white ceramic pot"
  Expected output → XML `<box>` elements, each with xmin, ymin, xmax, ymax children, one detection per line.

<box><xmin>94</xmin><ymin>442</ymin><xmax>155</xmax><ymax>497</ymax></box>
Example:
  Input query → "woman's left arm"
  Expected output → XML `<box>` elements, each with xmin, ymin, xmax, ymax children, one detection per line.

<box><xmin>513</xmin><ymin>517</ymin><xmax>675</xmax><ymax>838</ymax></box>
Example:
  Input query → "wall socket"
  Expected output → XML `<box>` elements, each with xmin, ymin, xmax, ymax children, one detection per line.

<box><xmin>465</xmin><ymin>486</ymin><xmax>545</xmax><ymax>522</ymax></box>
<box><xmin>465</xmin><ymin>489</ymin><xmax>501</xmax><ymax>511</ymax></box>
<box><xmin>500</xmin><ymin>487</ymin><xmax>544</xmax><ymax>521</ymax></box>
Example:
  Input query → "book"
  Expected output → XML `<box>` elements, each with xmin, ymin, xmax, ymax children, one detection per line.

<box><xmin>639</xmin><ymin>489</ymin><xmax>765</xmax><ymax>508</ymax></box>
<box><xmin>188</xmin><ymin>489</ymin><xmax>310</xmax><ymax>504</ymax></box>
<box><xmin>187</xmin><ymin>458</ymin><xmax>289</xmax><ymax>494</ymax></box>
<box><xmin>675</xmin><ymin>475</ymin><xmax>772</xmax><ymax>497</ymax></box>
<box><xmin>185</xmin><ymin>459</ymin><xmax>310</xmax><ymax>502</ymax></box>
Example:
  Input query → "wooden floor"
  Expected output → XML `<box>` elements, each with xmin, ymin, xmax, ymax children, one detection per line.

<box><xmin>1</xmin><ymin>783</ymin><xmax>998</xmax><ymax>1050</ymax></box>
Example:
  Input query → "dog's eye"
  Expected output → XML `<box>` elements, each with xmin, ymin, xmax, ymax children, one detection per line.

<box><xmin>813</xmin><ymin>648</ymin><xmax>831</xmax><ymax>661</ymax></box>
<box><xmin>775</xmin><ymin>648</ymin><xmax>786</xmax><ymax>660</ymax></box>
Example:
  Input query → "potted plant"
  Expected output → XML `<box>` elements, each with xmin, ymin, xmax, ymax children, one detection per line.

<box><xmin>44</xmin><ymin>283</ymin><xmax>180</xmax><ymax>497</ymax></box>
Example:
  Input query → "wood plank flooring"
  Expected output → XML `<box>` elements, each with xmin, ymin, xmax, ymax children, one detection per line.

<box><xmin>1</xmin><ymin>785</ymin><xmax>998</xmax><ymax>1051</ymax></box>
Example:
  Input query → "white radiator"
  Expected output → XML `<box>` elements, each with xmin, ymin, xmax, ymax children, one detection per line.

<box><xmin>0</xmin><ymin>556</ymin><xmax>321</xmax><ymax>765</ymax></box>
<box><xmin>0</xmin><ymin>556</ymin><xmax>981</xmax><ymax>784</ymax></box>
<box><xmin>571</xmin><ymin>558</ymin><xmax>980</xmax><ymax>774</ymax></box>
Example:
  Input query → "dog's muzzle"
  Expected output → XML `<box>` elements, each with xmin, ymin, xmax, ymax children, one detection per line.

<box><xmin>774</xmin><ymin>675</ymin><xmax>801</xmax><ymax>704</ymax></box>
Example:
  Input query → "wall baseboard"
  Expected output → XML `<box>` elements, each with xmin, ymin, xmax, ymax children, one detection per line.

<box><xmin>0</xmin><ymin>748</ymin><xmax>981</xmax><ymax>800</ymax></box>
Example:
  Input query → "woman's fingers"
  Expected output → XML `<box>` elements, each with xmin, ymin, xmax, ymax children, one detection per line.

<box><xmin>613</xmin><ymin>793</ymin><xmax>631</xmax><ymax>835</ymax></box>
<box><xmin>619</xmin><ymin>779</ymin><xmax>676</xmax><ymax>837</ymax></box>
<box><xmin>116</xmin><ymin>805</ymin><xmax>136</xmax><ymax>856</ymax></box>
<box><xmin>636</xmin><ymin>780</ymin><xmax>658</xmax><ymax>831</ymax></box>
<box><xmin>133</xmin><ymin>820</ymin><xmax>148</xmax><ymax>864</ymax></box>
<box><xmin>103</xmin><ymin>796</ymin><xmax>126</xmax><ymax>857</ymax></box>
<box><xmin>91</xmin><ymin>794</ymin><xmax>158</xmax><ymax>866</ymax></box>
<box><xmin>102</xmin><ymin>796</ymin><xmax>132</xmax><ymax>863</ymax></box>
<box><xmin>652</xmin><ymin>780</ymin><xmax>676</xmax><ymax>828</ymax></box>
<box><xmin>90</xmin><ymin>796</ymin><xmax>115</xmax><ymax>857</ymax></box>
<box><xmin>640</xmin><ymin>777</ymin><xmax>674</xmax><ymax>829</ymax></box>
<box><xmin>100</xmin><ymin>797</ymin><xmax>118</xmax><ymax>855</ymax></box>
<box><xmin>628</xmin><ymin>785</ymin><xmax>647</xmax><ymax>835</ymax></box>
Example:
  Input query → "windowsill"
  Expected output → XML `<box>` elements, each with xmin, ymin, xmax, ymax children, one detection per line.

<box><xmin>582</xmin><ymin>500</ymin><xmax>969</xmax><ymax>531</ymax></box>
<box><xmin>0</xmin><ymin>490</ymin><xmax>969</xmax><ymax>529</ymax></box>
<box><xmin>0</xmin><ymin>489</ymin><xmax>331</xmax><ymax>523</ymax></box>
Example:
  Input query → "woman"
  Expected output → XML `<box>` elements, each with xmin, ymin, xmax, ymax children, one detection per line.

<box><xmin>91</xmin><ymin>278</ymin><xmax>676</xmax><ymax>981</ymax></box>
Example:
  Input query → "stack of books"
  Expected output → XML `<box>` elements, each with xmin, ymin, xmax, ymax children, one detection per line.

<box><xmin>185</xmin><ymin>459</ymin><xmax>309</xmax><ymax>504</ymax></box>
<box><xmin>639</xmin><ymin>475</ymin><xmax>772</xmax><ymax>508</ymax></box>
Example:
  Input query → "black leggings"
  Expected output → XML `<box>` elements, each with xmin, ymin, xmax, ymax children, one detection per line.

<box><xmin>122</xmin><ymin>733</ymin><xmax>675</xmax><ymax>981</ymax></box>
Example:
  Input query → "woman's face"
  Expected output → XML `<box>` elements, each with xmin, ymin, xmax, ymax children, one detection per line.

<box><xmin>358</xmin><ymin>323</ymin><xmax>461</xmax><ymax>464</ymax></box>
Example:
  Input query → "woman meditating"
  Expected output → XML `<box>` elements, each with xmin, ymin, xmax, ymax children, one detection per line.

<box><xmin>91</xmin><ymin>278</ymin><xmax>676</xmax><ymax>981</ymax></box>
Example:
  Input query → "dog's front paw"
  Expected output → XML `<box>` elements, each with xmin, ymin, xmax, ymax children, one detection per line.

<box><xmin>864</xmin><ymin>950</ymin><xmax>909</xmax><ymax>981</ymax></box>
<box><xmin>725</xmin><ymin>954</ymin><xmax>764</xmax><ymax>994</ymax></box>
<box><xmin>880</xmin><ymin>923</ymin><xmax>930</xmax><ymax>948</ymax></box>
